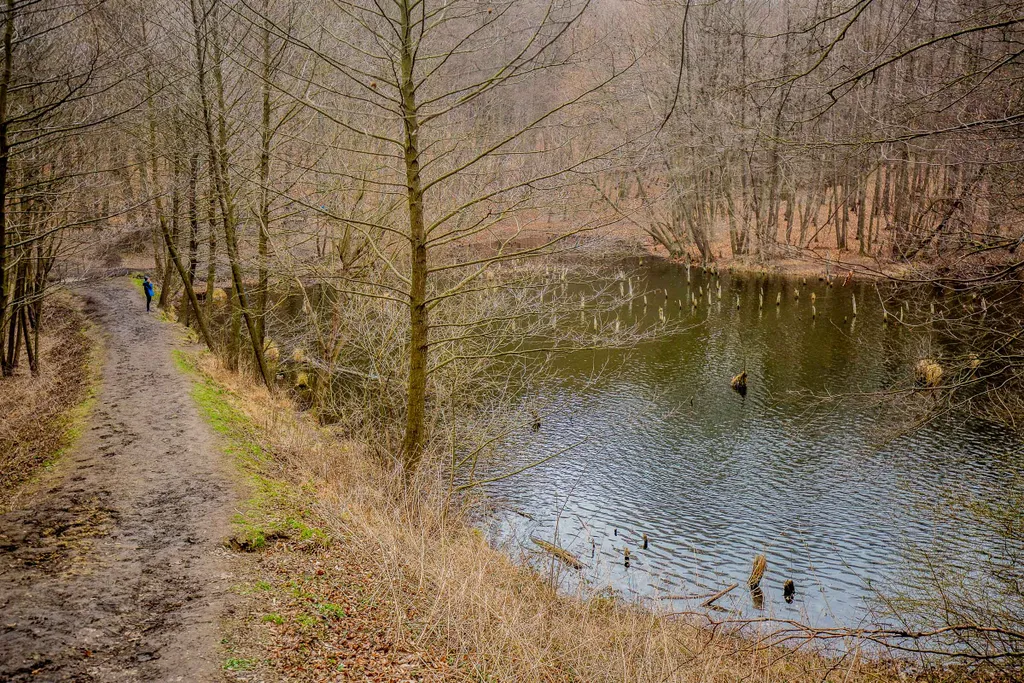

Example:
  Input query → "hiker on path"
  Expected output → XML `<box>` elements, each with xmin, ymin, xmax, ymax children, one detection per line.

<box><xmin>143</xmin><ymin>276</ymin><xmax>154</xmax><ymax>312</ymax></box>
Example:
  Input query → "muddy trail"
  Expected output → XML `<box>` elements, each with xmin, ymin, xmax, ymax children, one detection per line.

<box><xmin>0</xmin><ymin>278</ymin><xmax>238</xmax><ymax>681</ymax></box>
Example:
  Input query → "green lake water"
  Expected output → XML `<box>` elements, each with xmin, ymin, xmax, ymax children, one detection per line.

<box><xmin>486</xmin><ymin>259</ymin><xmax>1021</xmax><ymax>627</ymax></box>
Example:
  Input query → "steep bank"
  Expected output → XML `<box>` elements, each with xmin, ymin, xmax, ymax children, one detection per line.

<box><xmin>1</xmin><ymin>293</ymin><xmax>97</xmax><ymax>507</ymax></box>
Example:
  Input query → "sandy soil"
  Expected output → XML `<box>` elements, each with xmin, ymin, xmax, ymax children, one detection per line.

<box><xmin>0</xmin><ymin>278</ymin><xmax>239</xmax><ymax>681</ymax></box>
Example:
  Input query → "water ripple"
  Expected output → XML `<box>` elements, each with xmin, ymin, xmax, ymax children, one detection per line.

<box><xmin>485</xmin><ymin>263</ymin><xmax>1021</xmax><ymax>626</ymax></box>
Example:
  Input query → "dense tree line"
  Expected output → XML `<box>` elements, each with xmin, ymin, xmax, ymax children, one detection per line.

<box><xmin>615</xmin><ymin>0</ymin><xmax>1024</xmax><ymax>264</ymax></box>
<box><xmin>0</xmin><ymin>0</ymin><xmax>136</xmax><ymax>375</ymax></box>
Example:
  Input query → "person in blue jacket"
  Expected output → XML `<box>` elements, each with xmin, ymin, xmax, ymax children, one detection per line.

<box><xmin>143</xmin><ymin>276</ymin><xmax>154</xmax><ymax>312</ymax></box>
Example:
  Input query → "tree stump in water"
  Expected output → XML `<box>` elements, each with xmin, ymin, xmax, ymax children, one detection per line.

<box><xmin>748</xmin><ymin>554</ymin><xmax>767</xmax><ymax>589</ymax></box>
<box><xmin>915</xmin><ymin>359</ymin><xmax>943</xmax><ymax>387</ymax></box>
<box><xmin>750</xmin><ymin>586</ymin><xmax>765</xmax><ymax>610</ymax></box>
<box><xmin>731</xmin><ymin>371</ymin><xmax>747</xmax><ymax>395</ymax></box>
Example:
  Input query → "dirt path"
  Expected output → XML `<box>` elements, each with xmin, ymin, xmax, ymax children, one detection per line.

<box><xmin>0</xmin><ymin>278</ymin><xmax>238</xmax><ymax>681</ymax></box>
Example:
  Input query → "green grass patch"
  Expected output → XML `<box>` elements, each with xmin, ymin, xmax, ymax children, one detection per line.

<box><xmin>171</xmin><ymin>348</ymin><xmax>197</xmax><ymax>374</ymax></box>
<box><xmin>295</xmin><ymin>613</ymin><xmax>318</xmax><ymax>628</ymax></box>
<box><xmin>172</xmin><ymin>349</ymin><xmax>329</xmax><ymax>553</ymax></box>
<box><xmin>172</xmin><ymin>348</ymin><xmax>337</xmax><ymax>674</ymax></box>
<box><xmin>317</xmin><ymin>602</ymin><xmax>346</xmax><ymax>620</ymax></box>
<box><xmin>223</xmin><ymin>657</ymin><xmax>258</xmax><ymax>672</ymax></box>
<box><xmin>286</xmin><ymin>579</ymin><xmax>313</xmax><ymax>600</ymax></box>
<box><xmin>129</xmin><ymin>272</ymin><xmax>146</xmax><ymax>293</ymax></box>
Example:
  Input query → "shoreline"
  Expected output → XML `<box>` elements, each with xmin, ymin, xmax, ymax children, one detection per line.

<box><xmin>199</xmin><ymin>354</ymin><xmax>915</xmax><ymax>682</ymax></box>
<box><xmin>640</xmin><ymin>245</ymin><xmax>909</xmax><ymax>283</ymax></box>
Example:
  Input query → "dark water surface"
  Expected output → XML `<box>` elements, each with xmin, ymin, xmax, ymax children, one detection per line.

<box><xmin>485</xmin><ymin>260</ymin><xmax>1021</xmax><ymax>627</ymax></box>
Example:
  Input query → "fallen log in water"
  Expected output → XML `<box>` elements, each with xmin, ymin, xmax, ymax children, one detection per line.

<box><xmin>531</xmin><ymin>537</ymin><xmax>584</xmax><ymax>570</ymax></box>
<box><xmin>701</xmin><ymin>582</ymin><xmax>738</xmax><ymax>607</ymax></box>
<box><xmin>663</xmin><ymin>582</ymin><xmax>740</xmax><ymax>607</ymax></box>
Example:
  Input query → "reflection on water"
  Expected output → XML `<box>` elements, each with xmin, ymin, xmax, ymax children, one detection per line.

<box><xmin>485</xmin><ymin>260</ymin><xmax>1021</xmax><ymax>627</ymax></box>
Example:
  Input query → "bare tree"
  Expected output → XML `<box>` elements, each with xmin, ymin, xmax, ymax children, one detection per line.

<box><xmin>0</xmin><ymin>0</ymin><xmax>135</xmax><ymax>376</ymax></box>
<box><xmin>247</xmin><ymin>0</ymin><xmax>643</xmax><ymax>471</ymax></box>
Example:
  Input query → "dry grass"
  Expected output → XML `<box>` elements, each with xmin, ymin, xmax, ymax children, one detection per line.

<box><xmin>0</xmin><ymin>295</ymin><xmax>97</xmax><ymax>510</ymax></box>
<box><xmin>200</xmin><ymin>354</ymin><xmax>929</xmax><ymax>683</ymax></box>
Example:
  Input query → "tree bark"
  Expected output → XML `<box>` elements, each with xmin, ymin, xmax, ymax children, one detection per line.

<box><xmin>255</xmin><ymin>0</ymin><xmax>272</xmax><ymax>349</ymax></box>
<box><xmin>205</xmin><ymin>171</ymin><xmax>217</xmax><ymax>322</ymax></box>
<box><xmin>184</xmin><ymin>152</ymin><xmax>200</xmax><ymax>326</ymax></box>
<box><xmin>399</xmin><ymin>0</ymin><xmax>428</xmax><ymax>471</ymax></box>
<box><xmin>158</xmin><ymin>141</ymin><xmax>181</xmax><ymax>309</ymax></box>
<box><xmin>0</xmin><ymin>0</ymin><xmax>14</xmax><ymax>376</ymax></box>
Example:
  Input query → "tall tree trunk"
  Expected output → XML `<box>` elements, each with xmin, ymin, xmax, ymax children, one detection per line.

<box><xmin>399</xmin><ymin>0</ymin><xmax>428</xmax><ymax>470</ymax></box>
<box><xmin>6</xmin><ymin>261</ymin><xmax>24</xmax><ymax>371</ymax></box>
<box><xmin>226</xmin><ymin>283</ymin><xmax>239</xmax><ymax>370</ymax></box>
<box><xmin>159</xmin><ymin>208</ymin><xmax>216</xmax><ymax>351</ymax></box>
<box><xmin>141</xmin><ymin>32</ymin><xmax>171</xmax><ymax>291</ymax></box>
<box><xmin>205</xmin><ymin>172</ymin><xmax>217</xmax><ymax>322</ymax></box>
<box><xmin>0</xmin><ymin>0</ymin><xmax>14</xmax><ymax>376</ymax></box>
<box><xmin>139</xmin><ymin>21</ymin><xmax>166</xmax><ymax>281</ymax></box>
<box><xmin>856</xmin><ymin>173</ymin><xmax>868</xmax><ymax>255</ymax></box>
<box><xmin>184</xmin><ymin>153</ymin><xmax>200</xmax><ymax>327</ymax></box>
<box><xmin>31</xmin><ymin>239</ymin><xmax>46</xmax><ymax>373</ymax></box>
<box><xmin>20</xmin><ymin>300</ymin><xmax>35</xmax><ymax>375</ymax></box>
<box><xmin>192</xmin><ymin>0</ymin><xmax>271</xmax><ymax>387</ymax></box>
<box><xmin>255</xmin><ymin>0</ymin><xmax>272</xmax><ymax>349</ymax></box>
<box><xmin>158</xmin><ymin>143</ymin><xmax>181</xmax><ymax>309</ymax></box>
<box><xmin>868</xmin><ymin>161</ymin><xmax>883</xmax><ymax>253</ymax></box>
<box><xmin>784</xmin><ymin>188</ymin><xmax>794</xmax><ymax>245</ymax></box>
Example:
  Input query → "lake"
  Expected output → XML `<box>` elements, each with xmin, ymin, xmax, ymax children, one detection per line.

<box><xmin>484</xmin><ymin>259</ymin><xmax>1022</xmax><ymax>628</ymax></box>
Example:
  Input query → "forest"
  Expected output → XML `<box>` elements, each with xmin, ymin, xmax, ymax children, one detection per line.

<box><xmin>1</xmin><ymin>0</ymin><xmax>1023</xmax><ymax>680</ymax></box>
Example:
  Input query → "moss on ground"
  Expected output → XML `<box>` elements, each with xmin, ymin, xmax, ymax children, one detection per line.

<box><xmin>223</xmin><ymin>657</ymin><xmax>259</xmax><ymax>672</ymax></box>
<box><xmin>171</xmin><ymin>349</ymin><xmax>328</xmax><ymax>553</ymax></box>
